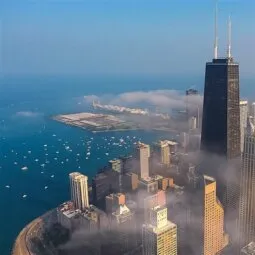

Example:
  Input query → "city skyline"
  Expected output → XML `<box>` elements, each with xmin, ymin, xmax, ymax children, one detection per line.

<box><xmin>1</xmin><ymin>1</ymin><xmax>255</xmax><ymax>76</ymax></box>
<box><xmin>2</xmin><ymin>1</ymin><xmax>255</xmax><ymax>255</ymax></box>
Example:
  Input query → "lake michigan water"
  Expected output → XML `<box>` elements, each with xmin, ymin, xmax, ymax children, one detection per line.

<box><xmin>0</xmin><ymin>75</ymin><xmax>253</xmax><ymax>255</ymax></box>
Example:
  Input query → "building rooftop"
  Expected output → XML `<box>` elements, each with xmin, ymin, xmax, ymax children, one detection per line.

<box><xmin>62</xmin><ymin>209</ymin><xmax>80</xmax><ymax>219</ymax></box>
<box><xmin>106</xmin><ymin>193</ymin><xmax>125</xmax><ymax>201</ymax></box>
<box><xmin>151</xmin><ymin>205</ymin><xmax>166</xmax><ymax>213</ymax></box>
<box><xmin>69</xmin><ymin>172</ymin><xmax>81</xmax><ymax>178</ymax></box>
<box><xmin>144</xmin><ymin>220</ymin><xmax>177</xmax><ymax>234</ymax></box>
<box><xmin>153</xmin><ymin>175</ymin><xmax>164</xmax><ymax>181</ymax></box>
<box><xmin>137</xmin><ymin>142</ymin><xmax>149</xmax><ymax>149</ymax></box>
<box><xmin>203</xmin><ymin>175</ymin><xmax>216</xmax><ymax>185</ymax></box>
<box><xmin>58</xmin><ymin>201</ymin><xmax>75</xmax><ymax>211</ymax></box>
<box><xmin>113</xmin><ymin>204</ymin><xmax>131</xmax><ymax>216</ymax></box>
<box><xmin>81</xmin><ymin>205</ymin><xmax>106</xmax><ymax>221</ymax></box>
<box><xmin>154</xmin><ymin>140</ymin><xmax>169</xmax><ymax>147</ymax></box>
<box><xmin>69</xmin><ymin>172</ymin><xmax>88</xmax><ymax>181</ymax></box>
<box><xmin>241</xmin><ymin>242</ymin><xmax>255</xmax><ymax>254</ymax></box>
<box><xmin>140</xmin><ymin>177</ymin><xmax>156</xmax><ymax>184</ymax></box>
<box><xmin>109</xmin><ymin>158</ymin><xmax>121</xmax><ymax>164</ymax></box>
<box><xmin>166</xmin><ymin>140</ymin><xmax>178</xmax><ymax>146</ymax></box>
<box><xmin>240</xmin><ymin>100</ymin><xmax>248</xmax><ymax>105</ymax></box>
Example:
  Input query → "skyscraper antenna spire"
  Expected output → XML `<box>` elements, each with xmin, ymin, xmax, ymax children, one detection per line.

<box><xmin>214</xmin><ymin>0</ymin><xmax>218</xmax><ymax>59</ymax></box>
<box><xmin>227</xmin><ymin>15</ymin><xmax>232</xmax><ymax>58</ymax></box>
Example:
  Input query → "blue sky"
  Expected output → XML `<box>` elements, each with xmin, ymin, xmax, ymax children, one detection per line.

<box><xmin>1</xmin><ymin>0</ymin><xmax>254</xmax><ymax>76</ymax></box>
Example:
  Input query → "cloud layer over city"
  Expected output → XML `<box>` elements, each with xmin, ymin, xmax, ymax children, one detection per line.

<box><xmin>84</xmin><ymin>89</ymin><xmax>203</xmax><ymax>111</ymax></box>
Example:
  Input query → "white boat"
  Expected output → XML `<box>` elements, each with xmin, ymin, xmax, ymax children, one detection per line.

<box><xmin>22</xmin><ymin>194</ymin><xmax>27</xmax><ymax>198</ymax></box>
<box><xmin>51</xmin><ymin>175</ymin><xmax>54</xmax><ymax>178</ymax></box>
<box><xmin>86</xmin><ymin>157</ymin><xmax>88</xmax><ymax>159</ymax></box>
<box><xmin>5</xmin><ymin>185</ymin><xmax>10</xmax><ymax>189</ymax></box>
<box><xmin>28</xmin><ymin>151</ymin><xmax>31</xmax><ymax>154</ymax></box>
<box><xmin>35</xmin><ymin>159</ymin><xmax>39</xmax><ymax>162</ymax></box>
<box><xmin>14</xmin><ymin>162</ymin><xmax>17</xmax><ymax>165</ymax></box>
<box><xmin>41</xmin><ymin>171</ymin><xmax>44</xmax><ymax>174</ymax></box>
<box><xmin>105</xmin><ymin>153</ymin><xmax>109</xmax><ymax>156</ymax></box>
<box><xmin>44</xmin><ymin>186</ymin><xmax>48</xmax><ymax>189</ymax></box>
<box><xmin>87</xmin><ymin>152</ymin><xmax>91</xmax><ymax>155</ymax></box>
<box><xmin>44</xmin><ymin>144</ymin><xmax>47</xmax><ymax>147</ymax></box>
<box><xmin>54</xmin><ymin>158</ymin><xmax>58</xmax><ymax>160</ymax></box>
<box><xmin>21</xmin><ymin>166</ymin><xmax>28</xmax><ymax>171</ymax></box>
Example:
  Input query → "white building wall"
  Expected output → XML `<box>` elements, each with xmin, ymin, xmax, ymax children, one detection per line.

<box><xmin>240</xmin><ymin>101</ymin><xmax>248</xmax><ymax>153</ymax></box>
<box><xmin>69</xmin><ymin>172</ymin><xmax>89</xmax><ymax>211</ymax></box>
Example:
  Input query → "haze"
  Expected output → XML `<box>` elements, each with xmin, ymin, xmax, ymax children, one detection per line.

<box><xmin>1</xmin><ymin>0</ymin><xmax>255</xmax><ymax>77</ymax></box>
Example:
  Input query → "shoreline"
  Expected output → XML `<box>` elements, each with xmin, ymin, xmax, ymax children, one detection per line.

<box><xmin>12</xmin><ymin>210</ymin><xmax>56</xmax><ymax>255</ymax></box>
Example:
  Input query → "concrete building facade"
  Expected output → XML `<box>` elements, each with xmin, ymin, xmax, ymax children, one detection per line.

<box><xmin>142</xmin><ymin>206</ymin><xmax>177</xmax><ymax>255</ymax></box>
<box><xmin>203</xmin><ymin>175</ymin><xmax>228</xmax><ymax>255</ymax></box>
<box><xmin>239</xmin><ymin>120</ymin><xmax>255</xmax><ymax>249</ymax></box>
<box><xmin>240</xmin><ymin>101</ymin><xmax>248</xmax><ymax>153</ymax></box>
<box><xmin>136</xmin><ymin>142</ymin><xmax>150</xmax><ymax>179</ymax></box>
<box><xmin>69</xmin><ymin>172</ymin><xmax>89</xmax><ymax>211</ymax></box>
<box><xmin>111</xmin><ymin>204</ymin><xmax>137</xmax><ymax>253</ymax></box>
<box><xmin>153</xmin><ymin>141</ymin><xmax>170</xmax><ymax>167</ymax></box>
<box><xmin>106</xmin><ymin>193</ymin><xmax>126</xmax><ymax>214</ymax></box>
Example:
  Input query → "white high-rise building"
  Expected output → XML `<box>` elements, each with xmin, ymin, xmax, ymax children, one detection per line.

<box><xmin>239</xmin><ymin>117</ymin><xmax>255</xmax><ymax>248</ymax></box>
<box><xmin>180</xmin><ymin>132</ymin><xmax>189</xmax><ymax>151</ymax></box>
<box><xmin>240</xmin><ymin>101</ymin><xmax>248</xmax><ymax>152</ymax></box>
<box><xmin>69</xmin><ymin>172</ymin><xmax>89</xmax><ymax>211</ymax></box>
<box><xmin>136</xmin><ymin>142</ymin><xmax>150</xmax><ymax>179</ymax></box>
<box><xmin>142</xmin><ymin>206</ymin><xmax>177</xmax><ymax>255</ymax></box>
<box><xmin>189</xmin><ymin>116</ymin><xmax>197</xmax><ymax>130</ymax></box>
<box><xmin>251</xmin><ymin>103</ymin><xmax>255</xmax><ymax>125</ymax></box>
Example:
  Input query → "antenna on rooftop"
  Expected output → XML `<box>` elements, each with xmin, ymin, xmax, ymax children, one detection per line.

<box><xmin>227</xmin><ymin>15</ymin><xmax>232</xmax><ymax>58</ymax></box>
<box><xmin>214</xmin><ymin>0</ymin><xmax>219</xmax><ymax>59</ymax></box>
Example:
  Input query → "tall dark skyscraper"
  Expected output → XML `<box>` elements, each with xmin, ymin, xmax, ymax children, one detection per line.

<box><xmin>201</xmin><ymin>57</ymin><xmax>240</xmax><ymax>160</ymax></box>
<box><xmin>200</xmin><ymin>7</ymin><xmax>241</xmax><ymax>242</ymax></box>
